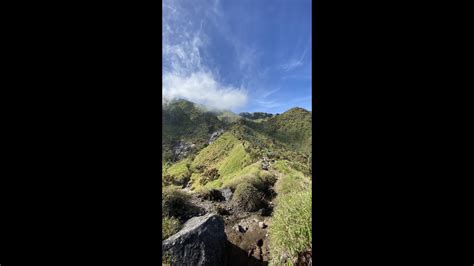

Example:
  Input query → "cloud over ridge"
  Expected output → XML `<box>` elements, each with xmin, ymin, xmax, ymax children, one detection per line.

<box><xmin>162</xmin><ymin>0</ymin><xmax>248</xmax><ymax>111</ymax></box>
<box><xmin>163</xmin><ymin>71</ymin><xmax>247</xmax><ymax>110</ymax></box>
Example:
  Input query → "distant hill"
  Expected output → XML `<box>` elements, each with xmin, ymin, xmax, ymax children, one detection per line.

<box><xmin>257</xmin><ymin>107</ymin><xmax>312</xmax><ymax>155</ymax></box>
<box><xmin>239</xmin><ymin>112</ymin><xmax>274</xmax><ymax>120</ymax></box>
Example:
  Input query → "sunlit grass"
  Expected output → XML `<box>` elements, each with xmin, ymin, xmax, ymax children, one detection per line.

<box><xmin>269</xmin><ymin>189</ymin><xmax>312</xmax><ymax>265</ymax></box>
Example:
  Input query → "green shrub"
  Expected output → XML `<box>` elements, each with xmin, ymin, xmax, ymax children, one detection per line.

<box><xmin>199</xmin><ymin>168</ymin><xmax>220</xmax><ymax>185</ymax></box>
<box><xmin>269</xmin><ymin>190</ymin><xmax>312</xmax><ymax>265</ymax></box>
<box><xmin>165</xmin><ymin>159</ymin><xmax>192</xmax><ymax>186</ymax></box>
<box><xmin>162</xmin><ymin>251</ymin><xmax>175</xmax><ymax>265</ymax></box>
<box><xmin>223</xmin><ymin>169</ymin><xmax>277</xmax><ymax>192</ymax></box>
<box><xmin>162</xmin><ymin>174</ymin><xmax>173</xmax><ymax>186</ymax></box>
<box><xmin>225</xmin><ymin>173</ymin><xmax>265</xmax><ymax>191</ymax></box>
<box><xmin>194</xmin><ymin>186</ymin><xmax>210</xmax><ymax>197</ymax></box>
<box><xmin>232</xmin><ymin>182</ymin><xmax>264</xmax><ymax>212</ymax></box>
<box><xmin>162</xmin><ymin>187</ymin><xmax>192</xmax><ymax>218</ymax></box>
<box><xmin>162</xmin><ymin>216</ymin><xmax>181</xmax><ymax>240</ymax></box>
<box><xmin>258</xmin><ymin>170</ymin><xmax>277</xmax><ymax>186</ymax></box>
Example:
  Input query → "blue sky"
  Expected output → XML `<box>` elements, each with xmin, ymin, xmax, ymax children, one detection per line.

<box><xmin>163</xmin><ymin>0</ymin><xmax>312</xmax><ymax>114</ymax></box>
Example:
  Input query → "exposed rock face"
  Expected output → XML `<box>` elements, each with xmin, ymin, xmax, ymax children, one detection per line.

<box><xmin>208</xmin><ymin>129</ymin><xmax>224</xmax><ymax>144</ymax></box>
<box><xmin>172</xmin><ymin>141</ymin><xmax>195</xmax><ymax>160</ymax></box>
<box><xmin>162</xmin><ymin>213</ymin><xmax>227</xmax><ymax>266</ymax></box>
<box><xmin>220</xmin><ymin>188</ymin><xmax>233</xmax><ymax>201</ymax></box>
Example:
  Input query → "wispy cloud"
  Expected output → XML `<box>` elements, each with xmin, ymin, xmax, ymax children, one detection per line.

<box><xmin>162</xmin><ymin>0</ymin><xmax>248</xmax><ymax>110</ymax></box>
<box><xmin>261</xmin><ymin>87</ymin><xmax>280</xmax><ymax>98</ymax></box>
<box><xmin>255</xmin><ymin>99</ymin><xmax>282</xmax><ymax>109</ymax></box>
<box><xmin>279</xmin><ymin>38</ymin><xmax>311</xmax><ymax>72</ymax></box>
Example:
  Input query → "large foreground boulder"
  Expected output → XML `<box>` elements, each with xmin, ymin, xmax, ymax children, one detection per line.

<box><xmin>162</xmin><ymin>213</ymin><xmax>227</xmax><ymax>266</ymax></box>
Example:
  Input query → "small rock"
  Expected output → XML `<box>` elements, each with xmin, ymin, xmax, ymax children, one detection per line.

<box><xmin>248</xmin><ymin>248</ymin><xmax>254</xmax><ymax>257</ymax></box>
<box><xmin>234</xmin><ymin>224</ymin><xmax>247</xmax><ymax>233</ymax></box>
<box><xmin>259</xmin><ymin>222</ymin><xmax>267</xmax><ymax>229</ymax></box>
<box><xmin>253</xmin><ymin>218</ymin><xmax>259</xmax><ymax>223</ymax></box>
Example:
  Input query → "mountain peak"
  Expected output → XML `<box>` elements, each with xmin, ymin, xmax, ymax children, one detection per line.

<box><xmin>284</xmin><ymin>107</ymin><xmax>310</xmax><ymax>114</ymax></box>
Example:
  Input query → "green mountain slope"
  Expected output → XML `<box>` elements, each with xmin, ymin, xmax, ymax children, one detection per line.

<box><xmin>245</xmin><ymin>107</ymin><xmax>312</xmax><ymax>155</ymax></box>
<box><xmin>162</xmin><ymin>99</ymin><xmax>227</xmax><ymax>162</ymax></box>
<box><xmin>162</xmin><ymin>100</ymin><xmax>312</xmax><ymax>191</ymax></box>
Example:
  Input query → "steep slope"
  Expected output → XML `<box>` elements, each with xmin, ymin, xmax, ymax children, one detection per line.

<box><xmin>162</xmin><ymin>99</ymin><xmax>228</xmax><ymax>162</ymax></box>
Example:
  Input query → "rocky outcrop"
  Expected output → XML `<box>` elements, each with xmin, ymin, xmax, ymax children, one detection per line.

<box><xmin>162</xmin><ymin>213</ymin><xmax>227</xmax><ymax>266</ymax></box>
<box><xmin>208</xmin><ymin>129</ymin><xmax>224</xmax><ymax>144</ymax></box>
<box><xmin>219</xmin><ymin>188</ymin><xmax>233</xmax><ymax>201</ymax></box>
<box><xmin>172</xmin><ymin>141</ymin><xmax>195</xmax><ymax>160</ymax></box>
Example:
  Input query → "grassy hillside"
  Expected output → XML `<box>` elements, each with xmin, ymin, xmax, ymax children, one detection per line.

<box><xmin>162</xmin><ymin>104</ymin><xmax>313</xmax><ymax>191</ymax></box>
<box><xmin>248</xmin><ymin>107</ymin><xmax>312</xmax><ymax>155</ymax></box>
<box><xmin>188</xmin><ymin>132</ymin><xmax>253</xmax><ymax>190</ymax></box>
<box><xmin>162</xmin><ymin>99</ymin><xmax>227</xmax><ymax>162</ymax></box>
<box><xmin>216</xmin><ymin>111</ymin><xmax>242</xmax><ymax>124</ymax></box>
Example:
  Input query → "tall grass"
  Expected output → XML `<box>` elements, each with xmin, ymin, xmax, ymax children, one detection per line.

<box><xmin>269</xmin><ymin>189</ymin><xmax>312</xmax><ymax>265</ymax></box>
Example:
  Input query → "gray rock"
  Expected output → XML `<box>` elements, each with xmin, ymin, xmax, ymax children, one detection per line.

<box><xmin>162</xmin><ymin>213</ymin><xmax>227</xmax><ymax>266</ymax></box>
<box><xmin>172</xmin><ymin>141</ymin><xmax>195</xmax><ymax>160</ymax></box>
<box><xmin>261</xmin><ymin>157</ymin><xmax>271</xmax><ymax>170</ymax></box>
<box><xmin>208</xmin><ymin>129</ymin><xmax>224</xmax><ymax>144</ymax></box>
<box><xmin>258</xmin><ymin>222</ymin><xmax>267</xmax><ymax>229</ymax></box>
<box><xmin>219</xmin><ymin>188</ymin><xmax>233</xmax><ymax>201</ymax></box>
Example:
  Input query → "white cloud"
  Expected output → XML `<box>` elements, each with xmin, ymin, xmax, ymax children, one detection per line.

<box><xmin>162</xmin><ymin>0</ymin><xmax>248</xmax><ymax>110</ymax></box>
<box><xmin>163</xmin><ymin>71</ymin><xmax>248</xmax><ymax>110</ymax></box>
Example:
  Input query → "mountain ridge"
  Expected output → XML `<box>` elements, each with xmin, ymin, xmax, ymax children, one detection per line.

<box><xmin>162</xmin><ymin>98</ymin><xmax>312</xmax><ymax>188</ymax></box>
<box><xmin>162</xmin><ymin>98</ymin><xmax>312</xmax><ymax>265</ymax></box>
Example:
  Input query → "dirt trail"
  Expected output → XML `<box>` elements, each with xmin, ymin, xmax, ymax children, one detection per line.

<box><xmin>187</xmin><ymin>187</ymin><xmax>276</xmax><ymax>265</ymax></box>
